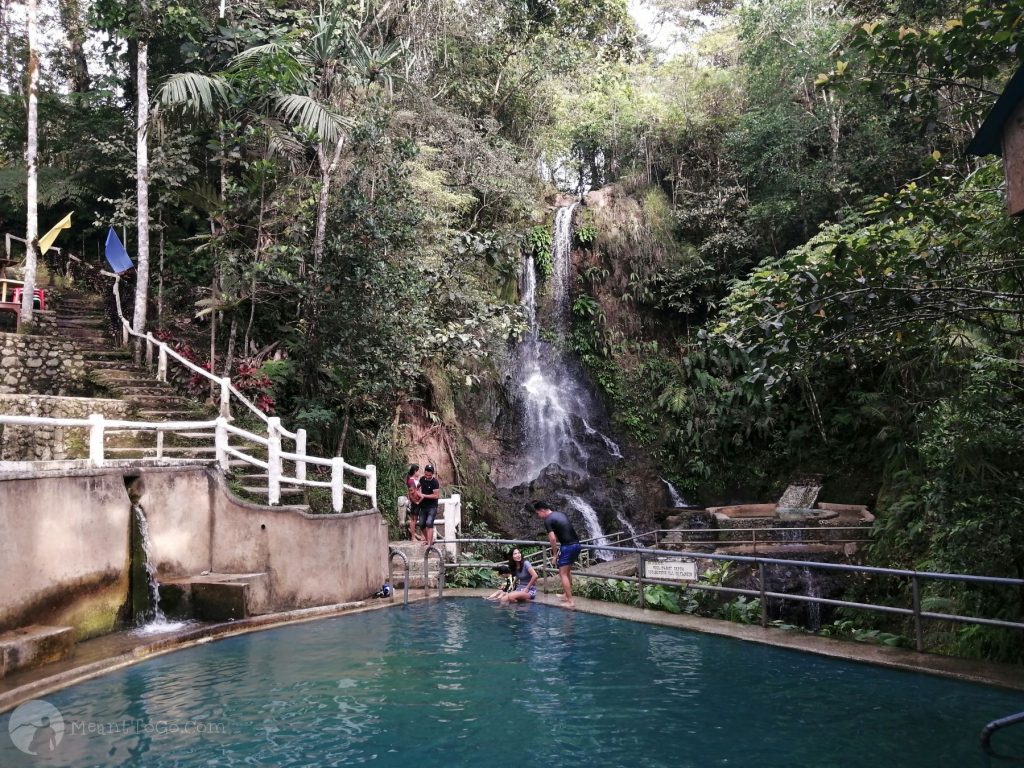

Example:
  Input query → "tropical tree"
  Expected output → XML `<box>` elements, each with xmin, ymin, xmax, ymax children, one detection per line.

<box><xmin>20</xmin><ymin>0</ymin><xmax>39</xmax><ymax>324</ymax></box>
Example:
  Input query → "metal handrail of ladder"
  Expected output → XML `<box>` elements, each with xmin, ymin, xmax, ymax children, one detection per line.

<box><xmin>981</xmin><ymin>709</ymin><xmax>1024</xmax><ymax>762</ymax></box>
<box><xmin>388</xmin><ymin>547</ymin><xmax>410</xmax><ymax>608</ymax></box>
<box><xmin>425</xmin><ymin>544</ymin><xmax>445</xmax><ymax>597</ymax></box>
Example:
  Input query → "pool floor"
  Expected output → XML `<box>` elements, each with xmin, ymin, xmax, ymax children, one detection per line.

<box><xmin>2</xmin><ymin>599</ymin><xmax>1022</xmax><ymax>766</ymax></box>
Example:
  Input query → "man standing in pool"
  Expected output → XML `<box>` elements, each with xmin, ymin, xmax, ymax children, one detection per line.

<box><xmin>533</xmin><ymin>500</ymin><xmax>582</xmax><ymax>609</ymax></box>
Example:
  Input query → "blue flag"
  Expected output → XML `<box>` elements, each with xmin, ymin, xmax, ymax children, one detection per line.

<box><xmin>104</xmin><ymin>228</ymin><xmax>134</xmax><ymax>274</ymax></box>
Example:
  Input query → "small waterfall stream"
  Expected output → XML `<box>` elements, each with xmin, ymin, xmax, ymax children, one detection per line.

<box><xmin>132</xmin><ymin>504</ymin><xmax>188</xmax><ymax>635</ymax></box>
<box><xmin>566</xmin><ymin>495</ymin><xmax>612</xmax><ymax>561</ymax></box>
<box><xmin>661</xmin><ymin>478</ymin><xmax>689</xmax><ymax>508</ymax></box>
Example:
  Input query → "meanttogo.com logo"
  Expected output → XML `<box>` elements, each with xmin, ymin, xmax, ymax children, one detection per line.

<box><xmin>7</xmin><ymin>699</ymin><xmax>65</xmax><ymax>756</ymax></box>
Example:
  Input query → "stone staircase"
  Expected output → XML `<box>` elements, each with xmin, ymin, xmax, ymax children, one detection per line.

<box><xmin>57</xmin><ymin>289</ymin><xmax>305</xmax><ymax>507</ymax></box>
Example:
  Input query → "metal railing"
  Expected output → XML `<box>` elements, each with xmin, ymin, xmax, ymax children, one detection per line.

<box><xmin>981</xmin><ymin>710</ymin><xmax>1024</xmax><ymax>761</ymax></box>
<box><xmin>447</xmin><ymin>538</ymin><xmax>1024</xmax><ymax>653</ymax></box>
<box><xmin>604</xmin><ymin>527</ymin><xmax>872</xmax><ymax>550</ymax></box>
<box><xmin>0</xmin><ymin>413</ymin><xmax>376</xmax><ymax>512</ymax></box>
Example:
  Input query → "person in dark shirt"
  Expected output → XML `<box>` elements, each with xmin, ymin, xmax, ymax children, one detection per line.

<box><xmin>417</xmin><ymin>464</ymin><xmax>441</xmax><ymax>547</ymax></box>
<box><xmin>533</xmin><ymin>500</ymin><xmax>582</xmax><ymax>609</ymax></box>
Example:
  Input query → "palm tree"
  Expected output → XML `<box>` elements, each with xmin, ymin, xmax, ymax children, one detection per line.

<box><xmin>229</xmin><ymin>2</ymin><xmax>406</xmax><ymax>273</ymax></box>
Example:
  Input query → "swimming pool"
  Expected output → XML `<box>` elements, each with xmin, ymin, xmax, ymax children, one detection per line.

<box><xmin>3</xmin><ymin>599</ymin><xmax>1021</xmax><ymax>766</ymax></box>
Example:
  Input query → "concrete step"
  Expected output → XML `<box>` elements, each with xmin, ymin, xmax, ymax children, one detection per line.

<box><xmin>160</xmin><ymin>572</ymin><xmax>271</xmax><ymax>620</ymax></box>
<box><xmin>0</xmin><ymin>625</ymin><xmax>75</xmax><ymax>678</ymax></box>
<box><xmin>57</xmin><ymin>315</ymin><xmax>106</xmax><ymax>326</ymax></box>
<box><xmin>80</xmin><ymin>349</ymin><xmax>131</xmax><ymax>360</ymax></box>
<box><xmin>111</xmin><ymin>385</ymin><xmax>178</xmax><ymax>396</ymax></box>
<box><xmin>136</xmin><ymin>410</ymin><xmax>210</xmax><ymax>419</ymax></box>
<box><xmin>387</xmin><ymin>541</ymin><xmax>446</xmax><ymax>588</ymax></box>
<box><xmin>105</xmin><ymin>445</ymin><xmax>218</xmax><ymax>457</ymax></box>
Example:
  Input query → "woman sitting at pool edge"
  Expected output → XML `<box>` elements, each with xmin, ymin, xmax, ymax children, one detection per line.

<box><xmin>499</xmin><ymin>548</ymin><xmax>537</xmax><ymax>604</ymax></box>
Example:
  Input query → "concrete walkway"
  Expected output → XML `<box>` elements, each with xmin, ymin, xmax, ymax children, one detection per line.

<box><xmin>3</xmin><ymin>589</ymin><xmax>1022</xmax><ymax>717</ymax></box>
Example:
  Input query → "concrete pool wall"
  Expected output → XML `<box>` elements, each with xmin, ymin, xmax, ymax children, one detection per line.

<box><xmin>0</xmin><ymin>464</ymin><xmax>388</xmax><ymax>645</ymax></box>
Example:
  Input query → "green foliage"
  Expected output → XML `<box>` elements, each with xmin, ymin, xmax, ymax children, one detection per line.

<box><xmin>575</xmin><ymin>578</ymin><xmax>640</xmax><ymax>606</ymax></box>
<box><xmin>819</xmin><ymin>619</ymin><xmax>910</xmax><ymax>648</ymax></box>
<box><xmin>643</xmin><ymin>584</ymin><xmax>683</xmax><ymax>614</ymax></box>
<box><xmin>447</xmin><ymin>553</ymin><xmax>499</xmax><ymax>588</ymax></box>
<box><xmin>526</xmin><ymin>225</ymin><xmax>554</xmax><ymax>279</ymax></box>
<box><xmin>718</xmin><ymin>596</ymin><xmax>761</xmax><ymax>624</ymax></box>
<box><xmin>575</xmin><ymin>223</ymin><xmax>598</xmax><ymax>247</ymax></box>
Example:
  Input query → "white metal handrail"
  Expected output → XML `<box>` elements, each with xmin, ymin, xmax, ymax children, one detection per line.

<box><xmin>0</xmin><ymin>413</ymin><xmax>377</xmax><ymax>512</ymax></box>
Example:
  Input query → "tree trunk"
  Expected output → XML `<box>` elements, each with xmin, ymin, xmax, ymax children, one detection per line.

<box><xmin>20</xmin><ymin>0</ymin><xmax>39</xmax><ymax>325</ymax></box>
<box><xmin>312</xmin><ymin>140</ymin><xmax>345</xmax><ymax>270</ymax></box>
<box><xmin>132</xmin><ymin>34</ymin><xmax>151</xmax><ymax>354</ymax></box>
<box><xmin>56</xmin><ymin>0</ymin><xmax>90</xmax><ymax>92</ymax></box>
<box><xmin>222</xmin><ymin>314</ymin><xmax>237</xmax><ymax>378</ymax></box>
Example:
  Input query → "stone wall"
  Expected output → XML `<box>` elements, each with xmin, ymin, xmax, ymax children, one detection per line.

<box><xmin>0</xmin><ymin>394</ymin><xmax>129</xmax><ymax>461</ymax></box>
<box><xmin>0</xmin><ymin>325</ymin><xmax>87</xmax><ymax>396</ymax></box>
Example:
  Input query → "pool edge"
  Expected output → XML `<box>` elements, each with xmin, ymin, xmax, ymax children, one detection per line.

<box><xmin>2</xmin><ymin>588</ymin><xmax>1021</xmax><ymax>715</ymax></box>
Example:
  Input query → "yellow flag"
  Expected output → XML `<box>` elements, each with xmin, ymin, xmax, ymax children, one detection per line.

<box><xmin>38</xmin><ymin>212</ymin><xmax>72</xmax><ymax>254</ymax></box>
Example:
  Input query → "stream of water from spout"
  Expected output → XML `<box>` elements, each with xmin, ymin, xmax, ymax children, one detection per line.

<box><xmin>133</xmin><ymin>505</ymin><xmax>189</xmax><ymax>635</ymax></box>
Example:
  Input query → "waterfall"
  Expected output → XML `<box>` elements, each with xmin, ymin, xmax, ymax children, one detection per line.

<box><xmin>512</xmin><ymin>203</ymin><xmax>617</xmax><ymax>483</ymax></box>
<box><xmin>661</xmin><ymin>478</ymin><xmax>689</xmax><ymax>508</ymax></box>
<box><xmin>133</xmin><ymin>505</ymin><xmax>188</xmax><ymax>635</ymax></box>
<box><xmin>615</xmin><ymin>509</ymin><xmax>639</xmax><ymax>541</ymax></box>
<box><xmin>802</xmin><ymin>566</ymin><xmax>822</xmax><ymax>631</ymax></box>
<box><xmin>506</xmin><ymin>204</ymin><xmax>635</xmax><ymax>551</ymax></box>
<box><xmin>566</xmin><ymin>495</ymin><xmax>612</xmax><ymax>561</ymax></box>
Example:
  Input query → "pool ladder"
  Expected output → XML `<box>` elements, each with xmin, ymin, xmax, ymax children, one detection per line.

<box><xmin>387</xmin><ymin>545</ymin><xmax>445</xmax><ymax>608</ymax></box>
<box><xmin>981</xmin><ymin>709</ymin><xmax>1024</xmax><ymax>762</ymax></box>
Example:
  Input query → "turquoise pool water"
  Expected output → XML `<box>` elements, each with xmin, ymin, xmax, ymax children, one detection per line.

<box><xmin>2</xmin><ymin>599</ymin><xmax>1022</xmax><ymax>766</ymax></box>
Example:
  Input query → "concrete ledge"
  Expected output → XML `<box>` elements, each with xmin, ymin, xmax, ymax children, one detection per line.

<box><xmin>0</xmin><ymin>625</ymin><xmax>74</xmax><ymax>678</ymax></box>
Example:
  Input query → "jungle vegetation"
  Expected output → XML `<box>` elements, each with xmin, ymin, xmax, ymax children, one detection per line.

<box><xmin>1</xmin><ymin>0</ymin><xmax>1021</xmax><ymax>659</ymax></box>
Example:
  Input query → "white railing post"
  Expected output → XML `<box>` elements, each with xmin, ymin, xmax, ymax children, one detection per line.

<box><xmin>295</xmin><ymin>429</ymin><xmax>307</xmax><ymax>482</ymax></box>
<box><xmin>121</xmin><ymin>319</ymin><xmax>129</xmax><ymax>347</ymax></box>
<box><xmin>215</xmin><ymin>416</ymin><xmax>229</xmax><ymax>471</ymax></box>
<box><xmin>267</xmin><ymin>416</ymin><xmax>281</xmax><ymax>506</ymax></box>
<box><xmin>366</xmin><ymin>464</ymin><xmax>377</xmax><ymax>510</ymax></box>
<box><xmin>331</xmin><ymin>457</ymin><xmax>344</xmax><ymax>512</ymax></box>
<box><xmin>219</xmin><ymin>377</ymin><xmax>231</xmax><ymax>419</ymax></box>
<box><xmin>88</xmin><ymin>413</ymin><xmax>105</xmax><ymax>466</ymax></box>
<box><xmin>145</xmin><ymin>332</ymin><xmax>154</xmax><ymax>369</ymax></box>
<box><xmin>157</xmin><ymin>345</ymin><xmax>167</xmax><ymax>382</ymax></box>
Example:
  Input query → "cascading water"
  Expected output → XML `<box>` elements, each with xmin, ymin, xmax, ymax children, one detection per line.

<box><xmin>133</xmin><ymin>505</ymin><xmax>188</xmax><ymax>635</ymax></box>
<box><xmin>511</xmin><ymin>204</ymin><xmax>620</xmax><ymax>482</ymax></box>
<box><xmin>566</xmin><ymin>495</ymin><xmax>612</xmax><ymax>561</ymax></box>
<box><xmin>661</xmin><ymin>478</ymin><xmax>689</xmax><ymax>508</ymax></box>
<box><xmin>504</xmin><ymin>204</ymin><xmax>628</xmax><ymax>549</ymax></box>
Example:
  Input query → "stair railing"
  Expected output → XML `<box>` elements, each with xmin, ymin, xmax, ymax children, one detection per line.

<box><xmin>0</xmin><ymin>239</ymin><xmax>377</xmax><ymax>512</ymax></box>
<box><xmin>107</xmin><ymin>274</ymin><xmax>319</xmax><ymax>493</ymax></box>
<box><xmin>0</xmin><ymin>412</ymin><xmax>377</xmax><ymax>512</ymax></box>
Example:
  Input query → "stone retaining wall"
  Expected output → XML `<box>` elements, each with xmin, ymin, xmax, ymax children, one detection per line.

<box><xmin>0</xmin><ymin>394</ymin><xmax>129</xmax><ymax>461</ymax></box>
<box><xmin>0</xmin><ymin>325</ymin><xmax>87</xmax><ymax>396</ymax></box>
